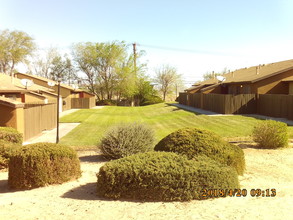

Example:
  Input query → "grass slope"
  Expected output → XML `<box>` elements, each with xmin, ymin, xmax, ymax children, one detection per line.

<box><xmin>60</xmin><ymin>103</ymin><xmax>293</xmax><ymax>149</ymax></box>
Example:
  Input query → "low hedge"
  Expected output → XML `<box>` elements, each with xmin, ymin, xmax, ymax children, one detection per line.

<box><xmin>0</xmin><ymin>140</ymin><xmax>21</xmax><ymax>170</ymax></box>
<box><xmin>8</xmin><ymin>143</ymin><xmax>81</xmax><ymax>189</ymax></box>
<box><xmin>97</xmin><ymin>152</ymin><xmax>239</xmax><ymax>201</ymax></box>
<box><xmin>0</xmin><ymin>127</ymin><xmax>23</xmax><ymax>145</ymax></box>
<box><xmin>252</xmin><ymin>120</ymin><xmax>289</xmax><ymax>149</ymax></box>
<box><xmin>154</xmin><ymin>127</ymin><xmax>245</xmax><ymax>175</ymax></box>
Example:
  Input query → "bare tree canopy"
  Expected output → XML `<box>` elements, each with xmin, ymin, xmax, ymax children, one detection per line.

<box><xmin>202</xmin><ymin>68</ymin><xmax>228</xmax><ymax>81</ymax></box>
<box><xmin>0</xmin><ymin>29</ymin><xmax>36</xmax><ymax>75</ymax></box>
<box><xmin>154</xmin><ymin>65</ymin><xmax>181</xmax><ymax>101</ymax></box>
<box><xmin>29</xmin><ymin>47</ymin><xmax>77</xmax><ymax>84</ymax></box>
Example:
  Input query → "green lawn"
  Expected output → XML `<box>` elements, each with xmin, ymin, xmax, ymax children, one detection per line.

<box><xmin>60</xmin><ymin>103</ymin><xmax>293</xmax><ymax>149</ymax></box>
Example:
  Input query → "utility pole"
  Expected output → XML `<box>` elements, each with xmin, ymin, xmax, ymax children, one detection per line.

<box><xmin>133</xmin><ymin>43</ymin><xmax>137</xmax><ymax>74</ymax></box>
<box><xmin>56</xmin><ymin>79</ymin><xmax>61</xmax><ymax>143</ymax></box>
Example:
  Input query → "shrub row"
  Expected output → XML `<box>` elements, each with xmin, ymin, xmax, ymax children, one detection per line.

<box><xmin>97</xmin><ymin>151</ymin><xmax>239</xmax><ymax>201</ymax></box>
<box><xmin>8</xmin><ymin>143</ymin><xmax>81</xmax><ymax>189</ymax></box>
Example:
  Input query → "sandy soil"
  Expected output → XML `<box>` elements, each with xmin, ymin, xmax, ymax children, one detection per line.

<box><xmin>1</xmin><ymin>145</ymin><xmax>293</xmax><ymax>220</ymax></box>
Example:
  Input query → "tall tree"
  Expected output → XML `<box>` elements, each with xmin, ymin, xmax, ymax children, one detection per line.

<box><xmin>0</xmin><ymin>29</ymin><xmax>36</xmax><ymax>75</ymax></box>
<box><xmin>154</xmin><ymin>65</ymin><xmax>181</xmax><ymax>101</ymax></box>
<box><xmin>72</xmin><ymin>41</ymin><xmax>144</xmax><ymax>101</ymax></box>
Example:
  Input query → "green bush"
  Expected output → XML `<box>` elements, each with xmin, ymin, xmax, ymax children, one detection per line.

<box><xmin>252</xmin><ymin>120</ymin><xmax>288</xmax><ymax>149</ymax></box>
<box><xmin>96</xmin><ymin>99</ymin><xmax>117</xmax><ymax>106</ymax></box>
<box><xmin>8</xmin><ymin>143</ymin><xmax>81</xmax><ymax>189</ymax></box>
<box><xmin>100</xmin><ymin>122</ymin><xmax>155</xmax><ymax>159</ymax></box>
<box><xmin>140</xmin><ymin>95</ymin><xmax>164</xmax><ymax>106</ymax></box>
<box><xmin>97</xmin><ymin>152</ymin><xmax>239</xmax><ymax>201</ymax></box>
<box><xmin>0</xmin><ymin>127</ymin><xmax>23</xmax><ymax>144</ymax></box>
<box><xmin>0</xmin><ymin>140</ymin><xmax>21</xmax><ymax>170</ymax></box>
<box><xmin>154</xmin><ymin>127</ymin><xmax>245</xmax><ymax>175</ymax></box>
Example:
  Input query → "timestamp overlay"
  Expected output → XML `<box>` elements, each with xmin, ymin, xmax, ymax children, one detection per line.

<box><xmin>200</xmin><ymin>188</ymin><xmax>277</xmax><ymax>199</ymax></box>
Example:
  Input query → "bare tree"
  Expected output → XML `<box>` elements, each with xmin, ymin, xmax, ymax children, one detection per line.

<box><xmin>30</xmin><ymin>47</ymin><xmax>58</xmax><ymax>78</ymax></box>
<box><xmin>154</xmin><ymin>65</ymin><xmax>181</xmax><ymax>101</ymax></box>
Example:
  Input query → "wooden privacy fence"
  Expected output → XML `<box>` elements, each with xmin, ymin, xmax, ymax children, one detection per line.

<box><xmin>258</xmin><ymin>94</ymin><xmax>293</xmax><ymax>120</ymax></box>
<box><xmin>178</xmin><ymin>93</ymin><xmax>293</xmax><ymax>120</ymax></box>
<box><xmin>24</xmin><ymin>102</ymin><xmax>57</xmax><ymax>141</ymax></box>
<box><xmin>71</xmin><ymin>97</ymin><xmax>95</xmax><ymax>109</ymax></box>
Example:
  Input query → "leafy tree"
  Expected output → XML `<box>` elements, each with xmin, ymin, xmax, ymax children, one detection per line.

<box><xmin>0</xmin><ymin>29</ymin><xmax>36</xmax><ymax>75</ymax></box>
<box><xmin>154</xmin><ymin>65</ymin><xmax>182</xmax><ymax>101</ymax></box>
<box><xmin>72</xmin><ymin>41</ymin><xmax>145</xmax><ymax>101</ymax></box>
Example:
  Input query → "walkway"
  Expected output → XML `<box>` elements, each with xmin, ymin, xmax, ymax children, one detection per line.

<box><xmin>23</xmin><ymin>106</ymin><xmax>104</xmax><ymax>145</ymax></box>
<box><xmin>171</xmin><ymin>103</ymin><xmax>226</xmax><ymax>116</ymax></box>
<box><xmin>172</xmin><ymin>103</ymin><xmax>293</xmax><ymax>125</ymax></box>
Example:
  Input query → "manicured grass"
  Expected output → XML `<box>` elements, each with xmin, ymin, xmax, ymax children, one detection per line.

<box><xmin>60</xmin><ymin>103</ymin><xmax>293</xmax><ymax>149</ymax></box>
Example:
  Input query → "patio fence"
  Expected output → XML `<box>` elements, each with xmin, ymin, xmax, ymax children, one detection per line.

<box><xmin>178</xmin><ymin>93</ymin><xmax>293</xmax><ymax>120</ymax></box>
<box><xmin>24</xmin><ymin>102</ymin><xmax>57</xmax><ymax>141</ymax></box>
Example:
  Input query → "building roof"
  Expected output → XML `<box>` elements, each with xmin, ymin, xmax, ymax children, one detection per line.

<box><xmin>14</xmin><ymin>73</ymin><xmax>95</xmax><ymax>96</ymax></box>
<box><xmin>223</xmin><ymin>59</ymin><xmax>293</xmax><ymax>84</ymax></box>
<box><xmin>0</xmin><ymin>96</ymin><xmax>24</xmax><ymax>108</ymax></box>
<box><xmin>15</xmin><ymin>72</ymin><xmax>76</xmax><ymax>91</ymax></box>
<box><xmin>0</xmin><ymin>73</ymin><xmax>54</xmax><ymax>94</ymax></box>
<box><xmin>186</xmin><ymin>59</ymin><xmax>293</xmax><ymax>91</ymax></box>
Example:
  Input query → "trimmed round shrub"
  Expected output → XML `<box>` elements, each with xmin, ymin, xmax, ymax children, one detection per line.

<box><xmin>252</xmin><ymin>120</ymin><xmax>288</xmax><ymax>149</ymax></box>
<box><xmin>0</xmin><ymin>140</ymin><xmax>21</xmax><ymax>170</ymax></box>
<box><xmin>0</xmin><ymin>127</ymin><xmax>23</xmax><ymax>144</ymax></box>
<box><xmin>154</xmin><ymin>127</ymin><xmax>245</xmax><ymax>175</ymax></box>
<box><xmin>97</xmin><ymin>152</ymin><xmax>240</xmax><ymax>201</ymax></box>
<box><xmin>8</xmin><ymin>143</ymin><xmax>81</xmax><ymax>189</ymax></box>
<box><xmin>100</xmin><ymin>122</ymin><xmax>155</xmax><ymax>159</ymax></box>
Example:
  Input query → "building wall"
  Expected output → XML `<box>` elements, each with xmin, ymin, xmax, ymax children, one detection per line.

<box><xmin>25</xmin><ymin>93</ymin><xmax>45</xmax><ymax>103</ymax></box>
<box><xmin>0</xmin><ymin>104</ymin><xmax>24</xmax><ymax>135</ymax></box>
<box><xmin>83</xmin><ymin>92</ymin><xmax>95</xmax><ymax>98</ymax></box>
<box><xmin>289</xmin><ymin>82</ymin><xmax>293</xmax><ymax>95</ymax></box>
<box><xmin>0</xmin><ymin>104</ymin><xmax>17</xmax><ymax>128</ymax></box>
<box><xmin>253</xmin><ymin>69</ymin><xmax>293</xmax><ymax>94</ymax></box>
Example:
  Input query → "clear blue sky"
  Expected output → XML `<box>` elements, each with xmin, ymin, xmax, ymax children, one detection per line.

<box><xmin>1</xmin><ymin>0</ymin><xmax>293</xmax><ymax>85</ymax></box>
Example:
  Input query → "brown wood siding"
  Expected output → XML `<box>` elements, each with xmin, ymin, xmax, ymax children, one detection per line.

<box><xmin>0</xmin><ymin>104</ymin><xmax>17</xmax><ymax>128</ymax></box>
<box><xmin>62</xmin><ymin>97</ymin><xmax>72</xmax><ymax>111</ymax></box>
<box><xmin>71</xmin><ymin>97</ymin><xmax>95</xmax><ymax>109</ymax></box>
<box><xmin>254</xmin><ymin>69</ymin><xmax>293</xmax><ymax>94</ymax></box>
<box><xmin>289</xmin><ymin>82</ymin><xmax>293</xmax><ymax>95</ymax></box>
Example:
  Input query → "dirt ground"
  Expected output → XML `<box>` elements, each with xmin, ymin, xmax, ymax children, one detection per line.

<box><xmin>0</xmin><ymin>145</ymin><xmax>293</xmax><ymax>220</ymax></box>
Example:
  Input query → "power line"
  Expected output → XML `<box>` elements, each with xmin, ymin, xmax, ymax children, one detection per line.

<box><xmin>137</xmin><ymin>43</ymin><xmax>231</xmax><ymax>56</ymax></box>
